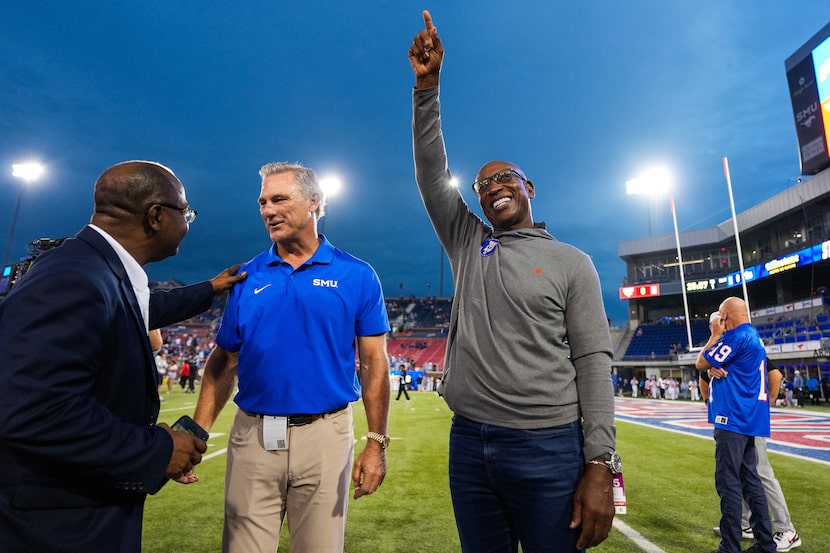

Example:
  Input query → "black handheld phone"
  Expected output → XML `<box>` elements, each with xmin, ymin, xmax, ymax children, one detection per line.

<box><xmin>171</xmin><ymin>415</ymin><xmax>209</xmax><ymax>442</ymax></box>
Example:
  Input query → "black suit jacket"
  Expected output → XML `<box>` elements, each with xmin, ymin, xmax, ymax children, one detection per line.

<box><xmin>0</xmin><ymin>226</ymin><xmax>214</xmax><ymax>552</ymax></box>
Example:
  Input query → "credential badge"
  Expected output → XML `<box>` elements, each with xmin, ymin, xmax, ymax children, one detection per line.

<box><xmin>481</xmin><ymin>238</ymin><xmax>500</xmax><ymax>257</ymax></box>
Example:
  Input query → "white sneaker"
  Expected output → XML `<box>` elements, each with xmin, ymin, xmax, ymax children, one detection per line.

<box><xmin>774</xmin><ymin>531</ymin><xmax>801</xmax><ymax>552</ymax></box>
<box><xmin>712</xmin><ymin>526</ymin><xmax>754</xmax><ymax>540</ymax></box>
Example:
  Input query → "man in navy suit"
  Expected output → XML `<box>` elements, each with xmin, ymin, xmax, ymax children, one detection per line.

<box><xmin>0</xmin><ymin>160</ymin><xmax>246</xmax><ymax>553</ymax></box>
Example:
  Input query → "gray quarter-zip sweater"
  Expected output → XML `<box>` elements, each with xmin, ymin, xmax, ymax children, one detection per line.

<box><xmin>412</xmin><ymin>85</ymin><xmax>616</xmax><ymax>461</ymax></box>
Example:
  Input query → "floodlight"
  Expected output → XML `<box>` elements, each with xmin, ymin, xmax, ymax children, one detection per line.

<box><xmin>12</xmin><ymin>162</ymin><xmax>45</xmax><ymax>182</ymax></box>
<box><xmin>319</xmin><ymin>175</ymin><xmax>342</xmax><ymax>197</ymax></box>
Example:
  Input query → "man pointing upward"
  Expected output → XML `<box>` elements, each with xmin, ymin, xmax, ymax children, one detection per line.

<box><xmin>409</xmin><ymin>10</ymin><xmax>618</xmax><ymax>552</ymax></box>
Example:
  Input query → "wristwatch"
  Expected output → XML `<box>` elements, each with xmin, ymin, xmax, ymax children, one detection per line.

<box><xmin>366</xmin><ymin>432</ymin><xmax>391</xmax><ymax>449</ymax></box>
<box><xmin>587</xmin><ymin>451</ymin><xmax>622</xmax><ymax>475</ymax></box>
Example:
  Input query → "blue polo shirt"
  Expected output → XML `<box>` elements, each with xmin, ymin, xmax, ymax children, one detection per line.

<box><xmin>216</xmin><ymin>236</ymin><xmax>389</xmax><ymax>415</ymax></box>
<box><xmin>703</xmin><ymin>322</ymin><xmax>770</xmax><ymax>437</ymax></box>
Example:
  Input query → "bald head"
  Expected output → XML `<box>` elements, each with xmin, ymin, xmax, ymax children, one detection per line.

<box><xmin>476</xmin><ymin>160</ymin><xmax>528</xmax><ymax>182</ymax></box>
<box><xmin>93</xmin><ymin>161</ymin><xmax>182</xmax><ymax>220</ymax></box>
<box><xmin>719</xmin><ymin>297</ymin><xmax>750</xmax><ymax>330</ymax></box>
<box><xmin>89</xmin><ymin>160</ymin><xmax>191</xmax><ymax>265</ymax></box>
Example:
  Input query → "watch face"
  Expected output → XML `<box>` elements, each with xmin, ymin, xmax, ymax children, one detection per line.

<box><xmin>367</xmin><ymin>432</ymin><xmax>389</xmax><ymax>448</ymax></box>
<box><xmin>610</xmin><ymin>452</ymin><xmax>622</xmax><ymax>473</ymax></box>
<box><xmin>597</xmin><ymin>451</ymin><xmax>622</xmax><ymax>473</ymax></box>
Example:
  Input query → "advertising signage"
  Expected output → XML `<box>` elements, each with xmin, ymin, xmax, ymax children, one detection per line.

<box><xmin>621</xmin><ymin>240</ymin><xmax>830</xmax><ymax>299</ymax></box>
<box><xmin>786</xmin><ymin>22</ymin><xmax>830</xmax><ymax>175</ymax></box>
<box><xmin>726</xmin><ymin>241</ymin><xmax>830</xmax><ymax>286</ymax></box>
<box><xmin>619</xmin><ymin>284</ymin><xmax>660</xmax><ymax>300</ymax></box>
<box><xmin>685</xmin><ymin>279</ymin><xmax>717</xmax><ymax>292</ymax></box>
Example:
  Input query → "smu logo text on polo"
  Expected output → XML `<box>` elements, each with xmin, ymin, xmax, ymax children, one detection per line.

<box><xmin>313</xmin><ymin>278</ymin><xmax>339</xmax><ymax>288</ymax></box>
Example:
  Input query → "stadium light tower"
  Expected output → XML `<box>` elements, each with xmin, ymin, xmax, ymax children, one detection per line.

<box><xmin>4</xmin><ymin>162</ymin><xmax>45</xmax><ymax>265</ymax></box>
<box><xmin>626</xmin><ymin>168</ymin><xmax>669</xmax><ymax>237</ymax></box>
<box><xmin>318</xmin><ymin>174</ymin><xmax>343</xmax><ymax>235</ymax></box>
<box><xmin>626</xmin><ymin>168</ymin><xmax>694</xmax><ymax>351</ymax></box>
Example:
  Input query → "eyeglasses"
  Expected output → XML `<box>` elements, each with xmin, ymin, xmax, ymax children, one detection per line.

<box><xmin>471</xmin><ymin>168</ymin><xmax>526</xmax><ymax>196</ymax></box>
<box><xmin>157</xmin><ymin>202</ymin><xmax>198</xmax><ymax>224</ymax></box>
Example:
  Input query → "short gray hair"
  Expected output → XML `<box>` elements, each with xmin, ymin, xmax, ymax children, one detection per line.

<box><xmin>258</xmin><ymin>161</ymin><xmax>326</xmax><ymax>219</ymax></box>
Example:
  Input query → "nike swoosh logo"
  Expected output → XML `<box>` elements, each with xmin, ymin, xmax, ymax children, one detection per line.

<box><xmin>254</xmin><ymin>284</ymin><xmax>272</xmax><ymax>295</ymax></box>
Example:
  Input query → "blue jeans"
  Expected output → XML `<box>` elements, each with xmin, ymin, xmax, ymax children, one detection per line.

<box><xmin>713</xmin><ymin>429</ymin><xmax>776</xmax><ymax>553</ymax></box>
<box><xmin>449</xmin><ymin>415</ymin><xmax>585</xmax><ymax>553</ymax></box>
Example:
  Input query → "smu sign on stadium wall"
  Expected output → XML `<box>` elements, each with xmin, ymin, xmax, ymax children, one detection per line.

<box><xmin>619</xmin><ymin>283</ymin><xmax>660</xmax><ymax>300</ymax></box>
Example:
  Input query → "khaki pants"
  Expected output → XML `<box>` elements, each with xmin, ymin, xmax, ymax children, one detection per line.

<box><xmin>223</xmin><ymin>406</ymin><xmax>354</xmax><ymax>553</ymax></box>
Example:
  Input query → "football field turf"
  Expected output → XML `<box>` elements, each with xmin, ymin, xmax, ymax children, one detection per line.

<box><xmin>143</xmin><ymin>391</ymin><xmax>830</xmax><ymax>552</ymax></box>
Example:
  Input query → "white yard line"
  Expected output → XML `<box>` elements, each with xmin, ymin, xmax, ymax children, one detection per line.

<box><xmin>203</xmin><ymin>447</ymin><xmax>227</xmax><ymax>462</ymax></box>
<box><xmin>613</xmin><ymin>518</ymin><xmax>668</xmax><ymax>553</ymax></box>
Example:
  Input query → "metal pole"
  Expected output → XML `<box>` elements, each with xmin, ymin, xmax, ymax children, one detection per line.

<box><xmin>3</xmin><ymin>187</ymin><xmax>24</xmax><ymax>265</ymax></box>
<box><xmin>722</xmin><ymin>157</ymin><xmax>751</xmax><ymax>321</ymax></box>
<box><xmin>671</xmin><ymin>196</ymin><xmax>694</xmax><ymax>350</ymax></box>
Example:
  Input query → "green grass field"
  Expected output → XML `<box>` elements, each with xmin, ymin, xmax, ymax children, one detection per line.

<box><xmin>142</xmin><ymin>391</ymin><xmax>830</xmax><ymax>552</ymax></box>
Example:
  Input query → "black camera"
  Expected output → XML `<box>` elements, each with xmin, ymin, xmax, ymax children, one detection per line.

<box><xmin>0</xmin><ymin>237</ymin><xmax>67</xmax><ymax>297</ymax></box>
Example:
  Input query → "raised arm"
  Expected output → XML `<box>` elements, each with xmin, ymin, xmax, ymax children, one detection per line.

<box><xmin>408</xmin><ymin>10</ymin><xmax>444</xmax><ymax>89</ymax></box>
<box><xmin>696</xmin><ymin>317</ymin><xmax>725</xmax><ymax>370</ymax></box>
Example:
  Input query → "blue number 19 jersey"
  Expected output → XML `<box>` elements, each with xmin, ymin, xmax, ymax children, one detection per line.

<box><xmin>703</xmin><ymin>322</ymin><xmax>770</xmax><ymax>437</ymax></box>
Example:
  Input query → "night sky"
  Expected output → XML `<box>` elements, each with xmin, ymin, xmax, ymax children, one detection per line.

<box><xmin>3</xmin><ymin>1</ymin><xmax>830</xmax><ymax>324</ymax></box>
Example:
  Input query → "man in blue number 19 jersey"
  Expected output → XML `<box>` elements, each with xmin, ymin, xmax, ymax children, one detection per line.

<box><xmin>696</xmin><ymin>297</ymin><xmax>776</xmax><ymax>553</ymax></box>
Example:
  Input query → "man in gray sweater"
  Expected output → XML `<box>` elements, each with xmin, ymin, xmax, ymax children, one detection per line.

<box><xmin>408</xmin><ymin>10</ymin><xmax>618</xmax><ymax>553</ymax></box>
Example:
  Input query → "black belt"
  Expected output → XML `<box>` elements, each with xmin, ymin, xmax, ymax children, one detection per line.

<box><xmin>242</xmin><ymin>404</ymin><xmax>348</xmax><ymax>427</ymax></box>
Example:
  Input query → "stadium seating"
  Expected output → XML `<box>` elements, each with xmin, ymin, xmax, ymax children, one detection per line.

<box><xmin>620</xmin><ymin>298</ymin><xmax>830</xmax><ymax>355</ymax></box>
<box><xmin>623</xmin><ymin>320</ymin><xmax>710</xmax><ymax>360</ymax></box>
<box><xmin>387</xmin><ymin>336</ymin><xmax>446</xmax><ymax>370</ymax></box>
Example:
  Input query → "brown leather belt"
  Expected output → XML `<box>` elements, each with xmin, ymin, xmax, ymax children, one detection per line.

<box><xmin>242</xmin><ymin>404</ymin><xmax>348</xmax><ymax>427</ymax></box>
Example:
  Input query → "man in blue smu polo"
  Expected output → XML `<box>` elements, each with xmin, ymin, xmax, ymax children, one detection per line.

<box><xmin>193</xmin><ymin>162</ymin><xmax>391</xmax><ymax>553</ymax></box>
<box><xmin>696</xmin><ymin>297</ymin><xmax>775</xmax><ymax>553</ymax></box>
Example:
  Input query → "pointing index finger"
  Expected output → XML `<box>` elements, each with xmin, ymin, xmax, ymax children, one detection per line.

<box><xmin>423</xmin><ymin>10</ymin><xmax>435</xmax><ymax>31</ymax></box>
